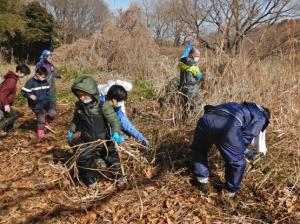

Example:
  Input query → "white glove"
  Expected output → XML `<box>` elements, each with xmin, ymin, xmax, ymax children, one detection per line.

<box><xmin>251</xmin><ymin>130</ymin><xmax>267</xmax><ymax>155</ymax></box>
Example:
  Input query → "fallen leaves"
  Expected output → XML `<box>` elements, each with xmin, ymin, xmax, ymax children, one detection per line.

<box><xmin>0</xmin><ymin>100</ymin><xmax>299</xmax><ymax>224</ymax></box>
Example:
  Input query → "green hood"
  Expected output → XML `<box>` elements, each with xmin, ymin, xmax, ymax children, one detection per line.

<box><xmin>71</xmin><ymin>75</ymin><xmax>100</xmax><ymax>102</ymax></box>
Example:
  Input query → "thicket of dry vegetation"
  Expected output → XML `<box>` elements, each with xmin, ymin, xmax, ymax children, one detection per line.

<box><xmin>0</xmin><ymin>3</ymin><xmax>299</xmax><ymax>224</ymax></box>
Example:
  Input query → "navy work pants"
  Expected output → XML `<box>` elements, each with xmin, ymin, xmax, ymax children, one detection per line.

<box><xmin>192</xmin><ymin>113</ymin><xmax>247</xmax><ymax>192</ymax></box>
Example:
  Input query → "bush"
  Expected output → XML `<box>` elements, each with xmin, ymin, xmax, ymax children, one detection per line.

<box><xmin>53</xmin><ymin>5</ymin><xmax>170</xmax><ymax>80</ymax></box>
<box><xmin>0</xmin><ymin>1</ymin><xmax>57</xmax><ymax>62</ymax></box>
<box><xmin>129</xmin><ymin>78</ymin><xmax>156</xmax><ymax>102</ymax></box>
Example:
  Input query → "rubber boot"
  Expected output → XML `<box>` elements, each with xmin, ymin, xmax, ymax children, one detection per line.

<box><xmin>37</xmin><ymin>129</ymin><xmax>46</xmax><ymax>139</ymax></box>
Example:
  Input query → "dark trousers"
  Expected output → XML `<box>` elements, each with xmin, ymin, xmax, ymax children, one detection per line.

<box><xmin>192</xmin><ymin>113</ymin><xmax>247</xmax><ymax>192</ymax></box>
<box><xmin>72</xmin><ymin>138</ymin><xmax>121</xmax><ymax>185</ymax></box>
<box><xmin>34</xmin><ymin>101</ymin><xmax>56</xmax><ymax>130</ymax></box>
<box><xmin>0</xmin><ymin>108</ymin><xmax>19</xmax><ymax>131</ymax></box>
<box><xmin>159</xmin><ymin>77</ymin><xmax>180</xmax><ymax>108</ymax></box>
<box><xmin>180</xmin><ymin>84</ymin><xmax>202</xmax><ymax>117</ymax></box>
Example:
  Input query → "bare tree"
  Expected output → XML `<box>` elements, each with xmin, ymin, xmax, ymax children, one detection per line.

<box><xmin>139</xmin><ymin>0</ymin><xmax>298</xmax><ymax>54</ymax></box>
<box><xmin>175</xmin><ymin>0</ymin><xmax>213</xmax><ymax>48</ymax></box>
<box><xmin>139</xmin><ymin>0</ymin><xmax>171</xmax><ymax>43</ymax></box>
<box><xmin>139</xmin><ymin>0</ymin><xmax>212</xmax><ymax>46</ymax></box>
<box><xmin>165</xmin><ymin>1</ymin><xmax>187</xmax><ymax>46</ymax></box>
<box><xmin>205</xmin><ymin>0</ymin><xmax>298</xmax><ymax>53</ymax></box>
<box><xmin>39</xmin><ymin>0</ymin><xmax>110</xmax><ymax>43</ymax></box>
<box><xmin>139</xmin><ymin>0</ymin><xmax>193</xmax><ymax>46</ymax></box>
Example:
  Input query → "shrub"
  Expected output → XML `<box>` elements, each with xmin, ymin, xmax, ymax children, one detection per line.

<box><xmin>53</xmin><ymin>5</ymin><xmax>168</xmax><ymax>80</ymax></box>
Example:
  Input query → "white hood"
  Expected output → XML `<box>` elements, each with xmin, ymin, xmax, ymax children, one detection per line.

<box><xmin>107</xmin><ymin>80</ymin><xmax>133</xmax><ymax>92</ymax></box>
<box><xmin>98</xmin><ymin>80</ymin><xmax>133</xmax><ymax>114</ymax></box>
<box><xmin>98</xmin><ymin>80</ymin><xmax>133</xmax><ymax>96</ymax></box>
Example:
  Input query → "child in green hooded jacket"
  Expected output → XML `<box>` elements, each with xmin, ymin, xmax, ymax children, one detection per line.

<box><xmin>67</xmin><ymin>75</ymin><xmax>125</xmax><ymax>186</ymax></box>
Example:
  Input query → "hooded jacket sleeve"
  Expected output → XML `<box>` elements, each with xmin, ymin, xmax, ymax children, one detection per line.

<box><xmin>35</xmin><ymin>62</ymin><xmax>41</xmax><ymax>72</ymax></box>
<box><xmin>50</xmin><ymin>63</ymin><xmax>61</xmax><ymax>78</ymax></box>
<box><xmin>102</xmin><ymin>101</ymin><xmax>121</xmax><ymax>134</ymax></box>
<box><xmin>179</xmin><ymin>58</ymin><xmax>200</xmax><ymax>87</ymax></box>
<box><xmin>115</xmin><ymin>107</ymin><xmax>146</xmax><ymax>142</ymax></box>
<box><xmin>181</xmin><ymin>41</ymin><xmax>193</xmax><ymax>58</ymax></box>
<box><xmin>0</xmin><ymin>78</ymin><xmax>15</xmax><ymax>107</ymax></box>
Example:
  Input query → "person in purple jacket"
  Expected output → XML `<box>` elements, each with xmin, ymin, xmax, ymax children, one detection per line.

<box><xmin>192</xmin><ymin>102</ymin><xmax>270</xmax><ymax>197</ymax></box>
<box><xmin>35</xmin><ymin>50</ymin><xmax>62</xmax><ymax>110</ymax></box>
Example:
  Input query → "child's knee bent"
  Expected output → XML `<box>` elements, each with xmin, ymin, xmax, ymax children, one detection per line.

<box><xmin>48</xmin><ymin>109</ymin><xmax>57</xmax><ymax>119</ymax></box>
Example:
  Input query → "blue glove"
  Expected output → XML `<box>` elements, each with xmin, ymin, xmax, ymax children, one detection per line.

<box><xmin>67</xmin><ymin>131</ymin><xmax>74</xmax><ymax>142</ymax></box>
<box><xmin>244</xmin><ymin>148</ymin><xmax>257</xmax><ymax>160</ymax></box>
<box><xmin>112</xmin><ymin>132</ymin><xmax>124</xmax><ymax>143</ymax></box>
<box><xmin>196</xmin><ymin>72</ymin><xmax>203</xmax><ymax>81</ymax></box>
<box><xmin>181</xmin><ymin>41</ymin><xmax>193</xmax><ymax>58</ymax></box>
<box><xmin>99</xmin><ymin>95</ymin><xmax>105</xmax><ymax>102</ymax></box>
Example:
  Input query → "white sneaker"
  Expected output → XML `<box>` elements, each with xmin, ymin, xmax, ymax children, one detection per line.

<box><xmin>222</xmin><ymin>190</ymin><xmax>236</xmax><ymax>198</ymax></box>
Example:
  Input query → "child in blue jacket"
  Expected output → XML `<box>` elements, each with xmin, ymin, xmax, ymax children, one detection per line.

<box><xmin>21</xmin><ymin>67</ymin><xmax>56</xmax><ymax>139</ymax></box>
<box><xmin>100</xmin><ymin>84</ymin><xmax>150</xmax><ymax>149</ymax></box>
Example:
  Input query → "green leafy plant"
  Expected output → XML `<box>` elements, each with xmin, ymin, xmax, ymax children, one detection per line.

<box><xmin>13</xmin><ymin>93</ymin><xmax>27</xmax><ymax>107</ymax></box>
<box><xmin>129</xmin><ymin>78</ymin><xmax>156</xmax><ymax>102</ymax></box>
<box><xmin>57</xmin><ymin>67</ymin><xmax>98</xmax><ymax>81</ymax></box>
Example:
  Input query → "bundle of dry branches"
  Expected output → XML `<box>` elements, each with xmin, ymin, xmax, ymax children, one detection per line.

<box><xmin>60</xmin><ymin>138</ymin><xmax>155</xmax><ymax>188</ymax></box>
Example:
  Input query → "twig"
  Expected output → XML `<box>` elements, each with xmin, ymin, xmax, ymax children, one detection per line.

<box><xmin>114</xmin><ymin>142</ymin><xmax>125</xmax><ymax>175</ymax></box>
<box><xmin>45</xmin><ymin>125</ymin><xmax>56</xmax><ymax>134</ymax></box>
<box><xmin>134</xmin><ymin>180</ymin><xmax>144</xmax><ymax>220</ymax></box>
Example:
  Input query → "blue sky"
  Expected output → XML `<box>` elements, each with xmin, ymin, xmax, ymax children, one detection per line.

<box><xmin>104</xmin><ymin>0</ymin><xmax>132</xmax><ymax>10</ymax></box>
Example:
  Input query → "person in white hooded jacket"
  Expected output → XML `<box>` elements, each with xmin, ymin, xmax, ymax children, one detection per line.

<box><xmin>98</xmin><ymin>80</ymin><xmax>150</xmax><ymax>149</ymax></box>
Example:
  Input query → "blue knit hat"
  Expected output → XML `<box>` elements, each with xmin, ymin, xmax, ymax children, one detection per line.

<box><xmin>39</xmin><ymin>50</ymin><xmax>52</xmax><ymax>62</ymax></box>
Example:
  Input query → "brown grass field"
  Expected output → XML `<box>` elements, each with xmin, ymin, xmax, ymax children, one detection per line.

<box><xmin>0</xmin><ymin>6</ymin><xmax>299</xmax><ymax>224</ymax></box>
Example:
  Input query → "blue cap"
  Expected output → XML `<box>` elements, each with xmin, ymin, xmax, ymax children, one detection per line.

<box><xmin>41</xmin><ymin>50</ymin><xmax>52</xmax><ymax>58</ymax></box>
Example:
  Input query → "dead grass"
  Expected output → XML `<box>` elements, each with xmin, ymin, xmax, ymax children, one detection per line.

<box><xmin>0</xmin><ymin>6</ymin><xmax>300</xmax><ymax>222</ymax></box>
<box><xmin>0</xmin><ymin>48</ymin><xmax>299</xmax><ymax>224</ymax></box>
<box><xmin>52</xmin><ymin>5</ymin><xmax>174</xmax><ymax>87</ymax></box>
